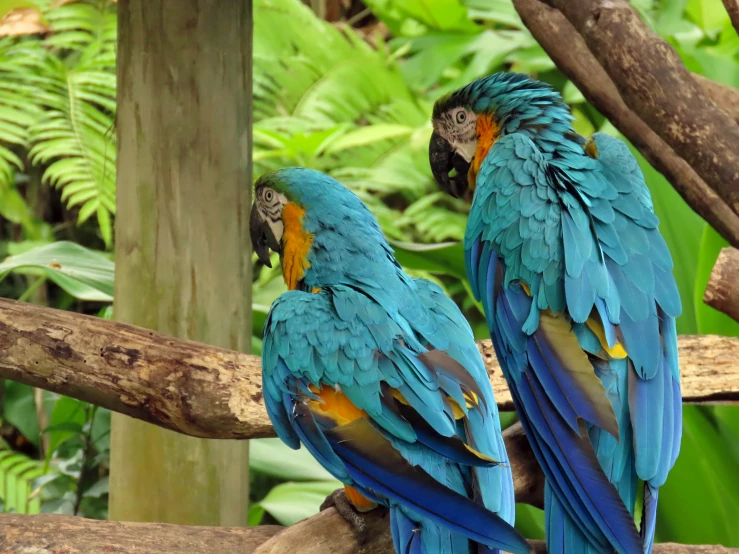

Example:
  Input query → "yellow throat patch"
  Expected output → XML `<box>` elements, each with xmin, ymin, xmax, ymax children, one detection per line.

<box><xmin>281</xmin><ymin>202</ymin><xmax>314</xmax><ymax>291</ymax></box>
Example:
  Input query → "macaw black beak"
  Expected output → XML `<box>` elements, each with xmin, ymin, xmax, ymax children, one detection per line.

<box><xmin>250</xmin><ymin>202</ymin><xmax>276</xmax><ymax>268</ymax></box>
<box><xmin>429</xmin><ymin>131</ymin><xmax>472</xmax><ymax>201</ymax></box>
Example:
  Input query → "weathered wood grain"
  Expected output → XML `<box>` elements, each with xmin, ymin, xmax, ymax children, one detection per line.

<box><xmin>111</xmin><ymin>0</ymin><xmax>254</xmax><ymax>525</ymax></box>
<box><xmin>705</xmin><ymin>247</ymin><xmax>739</xmax><ymax>325</ymax></box>
<box><xmin>0</xmin><ymin>297</ymin><xmax>737</xmax><ymax>444</ymax></box>
<box><xmin>0</xmin><ymin>513</ymin><xmax>282</xmax><ymax>553</ymax></box>
<box><xmin>0</xmin><ymin>512</ymin><xmax>733</xmax><ymax>554</ymax></box>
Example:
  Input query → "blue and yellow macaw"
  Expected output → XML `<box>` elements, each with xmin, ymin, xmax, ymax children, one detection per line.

<box><xmin>429</xmin><ymin>73</ymin><xmax>682</xmax><ymax>554</ymax></box>
<box><xmin>250</xmin><ymin>168</ymin><xmax>530</xmax><ymax>554</ymax></box>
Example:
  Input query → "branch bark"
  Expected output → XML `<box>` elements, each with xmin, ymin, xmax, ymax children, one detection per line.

<box><xmin>512</xmin><ymin>0</ymin><xmax>739</xmax><ymax>248</ymax></box>
<box><xmin>544</xmin><ymin>0</ymin><xmax>739</xmax><ymax>219</ymax></box>
<box><xmin>254</xmin><ymin>510</ymin><xmax>737</xmax><ymax>554</ymax></box>
<box><xmin>0</xmin><ymin>297</ymin><xmax>738</xmax><ymax>443</ymax></box>
<box><xmin>692</xmin><ymin>73</ymin><xmax>739</xmax><ymax>126</ymax></box>
<box><xmin>722</xmin><ymin>0</ymin><xmax>739</xmax><ymax>34</ymax></box>
<box><xmin>704</xmin><ymin>247</ymin><xmax>739</xmax><ymax>323</ymax></box>
<box><xmin>0</xmin><ymin>513</ymin><xmax>282</xmax><ymax>553</ymax></box>
<box><xmin>0</xmin><ymin>512</ymin><xmax>734</xmax><ymax>554</ymax></box>
<box><xmin>0</xmin><ymin>295</ymin><xmax>737</xmax><ymax>550</ymax></box>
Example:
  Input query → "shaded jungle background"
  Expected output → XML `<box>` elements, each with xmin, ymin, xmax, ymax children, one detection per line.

<box><xmin>0</xmin><ymin>0</ymin><xmax>737</xmax><ymax>546</ymax></box>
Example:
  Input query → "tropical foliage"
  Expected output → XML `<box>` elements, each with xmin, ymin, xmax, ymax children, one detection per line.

<box><xmin>0</xmin><ymin>0</ymin><xmax>737</xmax><ymax>545</ymax></box>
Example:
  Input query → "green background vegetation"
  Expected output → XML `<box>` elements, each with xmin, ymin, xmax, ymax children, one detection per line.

<box><xmin>0</xmin><ymin>0</ymin><xmax>737</xmax><ymax>545</ymax></box>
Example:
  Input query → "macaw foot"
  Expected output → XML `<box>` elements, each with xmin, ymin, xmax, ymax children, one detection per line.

<box><xmin>320</xmin><ymin>488</ymin><xmax>369</xmax><ymax>544</ymax></box>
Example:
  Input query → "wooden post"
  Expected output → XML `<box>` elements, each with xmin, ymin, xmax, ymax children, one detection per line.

<box><xmin>111</xmin><ymin>0</ymin><xmax>253</xmax><ymax>525</ymax></box>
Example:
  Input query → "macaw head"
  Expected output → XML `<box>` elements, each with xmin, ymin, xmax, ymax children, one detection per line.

<box><xmin>429</xmin><ymin>72</ymin><xmax>572</xmax><ymax>200</ymax></box>
<box><xmin>250</xmin><ymin>167</ymin><xmax>395</xmax><ymax>291</ymax></box>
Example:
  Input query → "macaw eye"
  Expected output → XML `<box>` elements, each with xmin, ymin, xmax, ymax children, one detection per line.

<box><xmin>455</xmin><ymin>111</ymin><xmax>466</xmax><ymax>124</ymax></box>
<box><xmin>264</xmin><ymin>189</ymin><xmax>274</xmax><ymax>202</ymax></box>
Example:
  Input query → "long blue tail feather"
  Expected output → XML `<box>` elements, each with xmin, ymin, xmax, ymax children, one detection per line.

<box><xmin>641</xmin><ymin>483</ymin><xmax>659</xmax><ymax>554</ymax></box>
<box><xmin>325</xmin><ymin>420</ymin><xmax>531</xmax><ymax>554</ymax></box>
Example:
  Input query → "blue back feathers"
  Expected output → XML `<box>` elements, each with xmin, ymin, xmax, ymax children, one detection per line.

<box><xmin>260</xmin><ymin>168</ymin><xmax>528</xmax><ymax>554</ymax></box>
<box><xmin>451</xmin><ymin>73</ymin><xmax>682</xmax><ymax>554</ymax></box>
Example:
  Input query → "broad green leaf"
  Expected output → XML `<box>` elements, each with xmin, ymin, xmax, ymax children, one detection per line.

<box><xmin>463</xmin><ymin>0</ymin><xmax>523</xmax><ymax>27</ymax></box>
<box><xmin>571</xmin><ymin>108</ymin><xmax>595</xmax><ymax>137</ymax></box>
<box><xmin>685</xmin><ymin>0</ymin><xmax>729</xmax><ymax>31</ymax></box>
<box><xmin>82</xmin><ymin>476</ymin><xmax>108</xmax><ymax>499</ymax></box>
<box><xmin>0</xmin><ymin>241</ymin><xmax>113</xmax><ymax>301</ymax></box>
<box><xmin>656</xmin><ymin>407</ymin><xmax>739</xmax><ymax>546</ymax></box>
<box><xmin>515</xmin><ymin>504</ymin><xmax>545</xmax><ymax>540</ymax></box>
<box><xmin>507</xmin><ymin>45</ymin><xmax>556</xmax><ymax>74</ymax></box>
<box><xmin>257</xmin><ymin>481</ymin><xmax>341</xmax><ymax>526</ymax></box>
<box><xmin>399</xmin><ymin>34</ymin><xmax>482</xmax><ymax>90</ymax></box>
<box><xmin>654</xmin><ymin>0</ymin><xmax>690</xmax><ymax>35</ymax></box>
<box><xmin>389</xmin><ymin>240</ymin><xmax>467</xmax><ymax>280</ymax></box>
<box><xmin>0</xmin><ymin>187</ymin><xmax>33</xmax><ymax>226</ymax></box>
<box><xmin>250</xmin><ymin>439</ymin><xmax>337</xmax><ymax>481</ymax></box>
<box><xmin>365</xmin><ymin>0</ymin><xmax>479</xmax><ymax>34</ymax></box>
<box><xmin>248</xmin><ymin>504</ymin><xmax>266</xmax><ymax>526</ymax></box>
<box><xmin>325</xmin><ymin>124</ymin><xmax>414</xmax><ymax>154</ymax></box>
<box><xmin>252</xmin><ymin>269</ymin><xmax>286</xmax><ymax>338</ymax></box>
<box><xmin>44</xmin><ymin>396</ymin><xmax>86</xmax><ymax>461</ymax></box>
<box><xmin>3</xmin><ymin>382</ymin><xmax>38</xmax><ymax>446</ymax></box>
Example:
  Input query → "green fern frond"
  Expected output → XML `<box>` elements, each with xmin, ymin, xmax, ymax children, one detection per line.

<box><xmin>0</xmin><ymin>441</ymin><xmax>45</xmax><ymax>514</ymax></box>
<box><xmin>0</xmin><ymin>38</ymin><xmax>44</xmax><ymax>189</ymax></box>
<box><xmin>25</xmin><ymin>0</ymin><xmax>117</xmax><ymax>246</ymax></box>
<box><xmin>253</xmin><ymin>0</ymin><xmax>446</xmax><ymax>243</ymax></box>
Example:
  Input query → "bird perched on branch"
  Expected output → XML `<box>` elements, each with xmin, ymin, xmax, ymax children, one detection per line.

<box><xmin>429</xmin><ymin>72</ymin><xmax>682</xmax><ymax>554</ymax></box>
<box><xmin>250</xmin><ymin>167</ymin><xmax>530</xmax><ymax>554</ymax></box>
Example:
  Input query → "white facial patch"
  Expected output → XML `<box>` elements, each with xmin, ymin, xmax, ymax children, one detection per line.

<box><xmin>436</xmin><ymin>109</ymin><xmax>478</xmax><ymax>162</ymax></box>
<box><xmin>257</xmin><ymin>188</ymin><xmax>289</xmax><ymax>244</ymax></box>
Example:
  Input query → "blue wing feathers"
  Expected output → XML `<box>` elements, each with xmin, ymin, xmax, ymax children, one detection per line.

<box><xmin>468</xmin><ymin>128</ymin><xmax>682</xmax><ymax>554</ymax></box>
<box><xmin>263</xmin><ymin>283</ymin><xmax>522</xmax><ymax>554</ymax></box>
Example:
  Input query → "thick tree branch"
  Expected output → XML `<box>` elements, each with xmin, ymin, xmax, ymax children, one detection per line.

<box><xmin>692</xmin><ymin>73</ymin><xmax>739</xmax><ymax>126</ymax></box>
<box><xmin>0</xmin><ymin>298</ymin><xmax>737</xmax><ymax>443</ymax></box>
<box><xmin>0</xmin><ymin>297</ymin><xmax>737</xmax><ymax>440</ymax></box>
<box><xmin>254</xmin><ymin>509</ymin><xmax>738</xmax><ymax>554</ymax></box>
<box><xmin>545</xmin><ymin>0</ymin><xmax>739</xmax><ymax>221</ymax></box>
<box><xmin>0</xmin><ymin>513</ymin><xmax>282</xmax><ymax>553</ymax></box>
<box><xmin>0</xmin><ymin>300</ymin><xmax>737</xmax><ymax>551</ymax></box>
<box><xmin>512</xmin><ymin>0</ymin><xmax>739</xmax><ymax>248</ymax></box>
<box><xmin>0</xmin><ymin>512</ymin><xmax>733</xmax><ymax>554</ymax></box>
<box><xmin>723</xmin><ymin>0</ymin><xmax>739</xmax><ymax>35</ymax></box>
<box><xmin>704</xmin><ymin>247</ymin><xmax>739</xmax><ymax>323</ymax></box>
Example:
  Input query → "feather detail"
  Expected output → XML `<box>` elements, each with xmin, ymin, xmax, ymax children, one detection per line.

<box><xmin>326</xmin><ymin>419</ymin><xmax>531</xmax><ymax>554</ymax></box>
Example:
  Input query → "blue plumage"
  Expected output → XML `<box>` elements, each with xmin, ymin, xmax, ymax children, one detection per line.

<box><xmin>256</xmin><ymin>168</ymin><xmax>528</xmax><ymax>554</ymax></box>
<box><xmin>431</xmin><ymin>72</ymin><xmax>682</xmax><ymax>554</ymax></box>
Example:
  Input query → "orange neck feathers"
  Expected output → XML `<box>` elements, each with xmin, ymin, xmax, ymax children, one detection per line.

<box><xmin>281</xmin><ymin>202</ymin><xmax>314</xmax><ymax>290</ymax></box>
<box><xmin>468</xmin><ymin>113</ymin><xmax>500</xmax><ymax>191</ymax></box>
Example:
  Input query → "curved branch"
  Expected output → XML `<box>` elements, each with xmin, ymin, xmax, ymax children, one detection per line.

<box><xmin>512</xmin><ymin>0</ymin><xmax>739</xmax><ymax>248</ymax></box>
<box><xmin>692</xmin><ymin>73</ymin><xmax>739</xmax><ymax>126</ymax></box>
<box><xmin>722</xmin><ymin>0</ymin><xmax>739</xmax><ymax>34</ymax></box>
<box><xmin>546</xmin><ymin>0</ymin><xmax>739</xmax><ymax>221</ymax></box>
<box><xmin>704</xmin><ymin>247</ymin><xmax>739</xmax><ymax>323</ymax></box>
